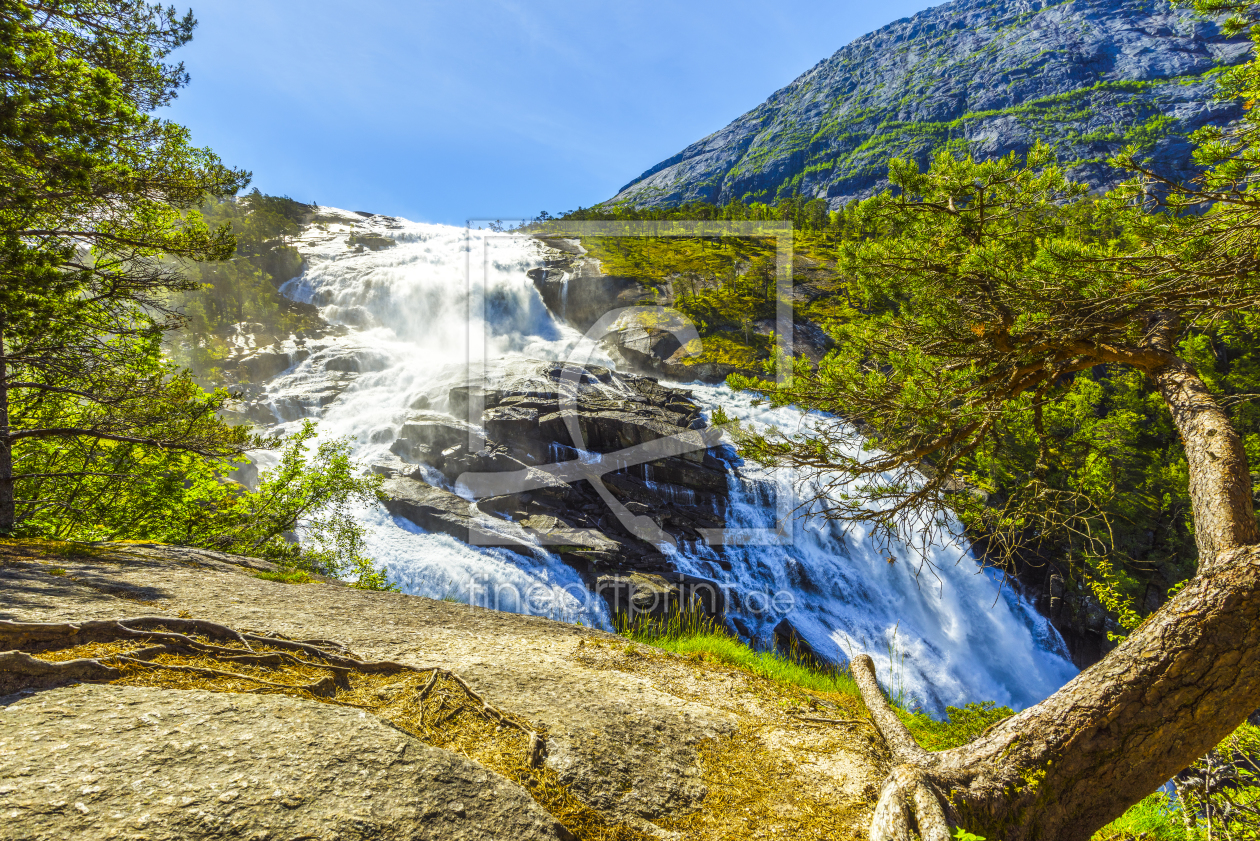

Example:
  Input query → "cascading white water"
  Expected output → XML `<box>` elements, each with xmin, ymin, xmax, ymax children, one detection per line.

<box><xmin>257</xmin><ymin>208</ymin><xmax>1077</xmax><ymax>712</ymax></box>
<box><xmin>671</xmin><ymin>383</ymin><xmax>1077</xmax><ymax>712</ymax></box>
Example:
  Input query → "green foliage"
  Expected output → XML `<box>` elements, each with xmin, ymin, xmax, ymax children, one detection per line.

<box><xmin>1210</xmin><ymin>722</ymin><xmax>1260</xmax><ymax>834</ymax></box>
<box><xmin>900</xmin><ymin>701</ymin><xmax>1015</xmax><ymax>752</ymax></box>
<box><xmin>174</xmin><ymin>421</ymin><xmax>391</xmax><ymax>589</ymax></box>
<box><xmin>1085</xmin><ymin>556</ymin><xmax>1146</xmax><ymax>643</ymax></box>
<box><xmin>12</xmin><ymin>333</ymin><xmax>259</xmax><ymax>534</ymax></box>
<box><xmin>20</xmin><ymin>399</ymin><xmax>393</xmax><ymax>589</ymax></box>
<box><xmin>1094</xmin><ymin>793</ymin><xmax>1191</xmax><ymax>841</ymax></box>
<box><xmin>253</xmin><ymin>568</ymin><xmax>311</xmax><ymax>585</ymax></box>
<box><xmin>172</xmin><ymin>190</ymin><xmax>319</xmax><ymax>380</ymax></box>
<box><xmin>0</xmin><ymin>1</ymin><xmax>259</xmax><ymax>534</ymax></box>
<box><xmin>558</xmin><ymin>196</ymin><xmax>835</xmax><ymax>231</ymax></box>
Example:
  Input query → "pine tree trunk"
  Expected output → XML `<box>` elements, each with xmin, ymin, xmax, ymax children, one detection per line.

<box><xmin>0</xmin><ymin>323</ymin><xmax>12</xmax><ymax>535</ymax></box>
<box><xmin>858</xmin><ymin>334</ymin><xmax>1260</xmax><ymax>841</ymax></box>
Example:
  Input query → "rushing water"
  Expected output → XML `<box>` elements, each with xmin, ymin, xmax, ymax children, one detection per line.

<box><xmin>254</xmin><ymin>208</ymin><xmax>1077</xmax><ymax>712</ymax></box>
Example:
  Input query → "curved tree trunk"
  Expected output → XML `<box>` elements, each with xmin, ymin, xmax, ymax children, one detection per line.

<box><xmin>858</xmin><ymin>346</ymin><xmax>1260</xmax><ymax>841</ymax></box>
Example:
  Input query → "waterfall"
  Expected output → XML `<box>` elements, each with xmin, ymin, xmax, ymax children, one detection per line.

<box><xmin>257</xmin><ymin>208</ymin><xmax>1077</xmax><ymax>712</ymax></box>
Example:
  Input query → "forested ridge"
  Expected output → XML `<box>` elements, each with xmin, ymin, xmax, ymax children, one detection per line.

<box><xmin>609</xmin><ymin>0</ymin><xmax>1250</xmax><ymax>210</ymax></box>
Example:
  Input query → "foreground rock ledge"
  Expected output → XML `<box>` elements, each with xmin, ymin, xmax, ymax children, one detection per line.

<box><xmin>0</xmin><ymin>542</ymin><xmax>884</xmax><ymax>838</ymax></box>
<box><xmin>0</xmin><ymin>684</ymin><xmax>570</xmax><ymax>841</ymax></box>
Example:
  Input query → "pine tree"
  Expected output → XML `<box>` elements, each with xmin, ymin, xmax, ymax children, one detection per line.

<box><xmin>0</xmin><ymin>0</ymin><xmax>252</xmax><ymax>532</ymax></box>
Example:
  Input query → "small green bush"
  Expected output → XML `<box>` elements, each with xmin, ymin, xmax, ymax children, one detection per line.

<box><xmin>900</xmin><ymin>701</ymin><xmax>1015</xmax><ymax>751</ymax></box>
<box><xmin>1093</xmin><ymin>792</ymin><xmax>1188</xmax><ymax>841</ymax></box>
<box><xmin>253</xmin><ymin>568</ymin><xmax>312</xmax><ymax>585</ymax></box>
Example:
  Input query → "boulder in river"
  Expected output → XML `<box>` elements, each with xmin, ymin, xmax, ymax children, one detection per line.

<box><xmin>376</xmin><ymin>359</ymin><xmax>737</xmax><ymax>618</ymax></box>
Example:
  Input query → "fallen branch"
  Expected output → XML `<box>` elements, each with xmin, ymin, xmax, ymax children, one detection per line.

<box><xmin>850</xmin><ymin>654</ymin><xmax>932</xmax><ymax>766</ymax></box>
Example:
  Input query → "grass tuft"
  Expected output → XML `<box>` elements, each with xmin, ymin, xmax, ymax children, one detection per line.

<box><xmin>1093</xmin><ymin>792</ymin><xmax>1188</xmax><ymax>841</ymax></box>
<box><xmin>253</xmin><ymin>568</ymin><xmax>312</xmax><ymax>585</ymax></box>
<box><xmin>615</xmin><ymin>607</ymin><xmax>861</xmax><ymax>699</ymax></box>
<box><xmin>900</xmin><ymin>701</ymin><xmax>1015</xmax><ymax>752</ymax></box>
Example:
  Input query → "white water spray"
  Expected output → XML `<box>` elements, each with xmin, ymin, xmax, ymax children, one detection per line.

<box><xmin>254</xmin><ymin>209</ymin><xmax>1076</xmax><ymax>712</ymax></box>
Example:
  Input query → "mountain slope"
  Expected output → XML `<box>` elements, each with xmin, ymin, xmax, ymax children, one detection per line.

<box><xmin>609</xmin><ymin>0</ymin><xmax>1251</xmax><ymax>209</ymax></box>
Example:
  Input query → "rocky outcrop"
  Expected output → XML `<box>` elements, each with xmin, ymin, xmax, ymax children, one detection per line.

<box><xmin>0</xmin><ymin>684</ymin><xmax>571</xmax><ymax>841</ymax></box>
<box><xmin>528</xmin><ymin>239</ymin><xmax>656</xmax><ymax>333</ymax></box>
<box><xmin>772</xmin><ymin>617</ymin><xmax>833</xmax><ymax>669</ymax></box>
<box><xmin>0</xmin><ymin>542</ymin><xmax>884</xmax><ymax>838</ymax></box>
<box><xmin>376</xmin><ymin>359</ymin><xmax>735</xmax><ymax>615</ymax></box>
<box><xmin>1001</xmin><ymin>548</ymin><xmax>1123</xmax><ymax>669</ymax></box>
<box><xmin>609</xmin><ymin>0</ymin><xmax>1251</xmax><ymax>210</ymax></box>
<box><xmin>595</xmin><ymin>572</ymin><xmax>727</xmax><ymax>622</ymax></box>
<box><xmin>530</xmin><ymin>242</ymin><xmax>827</xmax><ymax>384</ymax></box>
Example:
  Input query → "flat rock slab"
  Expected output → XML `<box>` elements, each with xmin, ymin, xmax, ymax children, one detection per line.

<box><xmin>0</xmin><ymin>546</ymin><xmax>731</xmax><ymax>828</ymax></box>
<box><xmin>0</xmin><ymin>684</ymin><xmax>571</xmax><ymax>841</ymax></box>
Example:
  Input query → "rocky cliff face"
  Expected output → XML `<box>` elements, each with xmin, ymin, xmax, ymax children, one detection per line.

<box><xmin>610</xmin><ymin>0</ymin><xmax>1251</xmax><ymax>209</ymax></box>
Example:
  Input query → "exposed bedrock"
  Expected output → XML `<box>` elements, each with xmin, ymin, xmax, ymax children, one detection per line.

<box><xmin>0</xmin><ymin>684</ymin><xmax>572</xmax><ymax>841</ymax></box>
<box><xmin>0</xmin><ymin>545</ymin><xmax>765</xmax><ymax>837</ymax></box>
<box><xmin>527</xmin><ymin>239</ymin><xmax>654</xmax><ymax>334</ymax></box>
<box><xmin>529</xmin><ymin>239</ymin><xmax>834</xmax><ymax>384</ymax></box>
<box><xmin>374</xmin><ymin>359</ymin><xmax>733</xmax><ymax>622</ymax></box>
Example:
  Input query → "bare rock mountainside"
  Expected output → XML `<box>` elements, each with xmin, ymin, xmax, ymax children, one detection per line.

<box><xmin>609</xmin><ymin>0</ymin><xmax>1252</xmax><ymax>209</ymax></box>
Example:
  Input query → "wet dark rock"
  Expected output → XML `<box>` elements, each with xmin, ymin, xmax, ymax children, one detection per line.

<box><xmin>347</xmin><ymin>231</ymin><xmax>397</xmax><ymax>251</ymax></box>
<box><xmin>238</xmin><ymin>348</ymin><xmax>302</xmax><ymax>381</ymax></box>
<box><xmin>773</xmin><ymin>618</ymin><xmax>833</xmax><ymax>668</ymax></box>
<box><xmin>391</xmin><ymin>412</ymin><xmax>479</xmax><ymax>464</ymax></box>
<box><xmin>595</xmin><ymin>571</ymin><xmax>726</xmax><ymax>622</ymax></box>
<box><xmin>322</xmin><ymin>348</ymin><xmax>391</xmax><ymax>373</ymax></box>
<box><xmin>730</xmin><ymin>615</ymin><xmax>753</xmax><ymax>641</ymax></box>
<box><xmin>527</xmin><ymin>246</ymin><xmax>654</xmax><ymax>334</ymax></box>
<box><xmin>379</xmin><ymin>477</ymin><xmax>537</xmax><ymax>557</ymax></box>
<box><xmin>376</xmin><ymin>359</ymin><xmax>740</xmax><ymax>582</ymax></box>
<box><xmin>1000</xmin><ymin>547</ymin><xmax>1120</xmax><ymax>668</ymax></box>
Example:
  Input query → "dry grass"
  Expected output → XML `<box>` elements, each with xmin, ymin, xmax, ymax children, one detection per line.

<box><xmin>661</xmin><ymin>722</ymin><xmax>870</xmax><ymax>841</ymax></box>
<box><xmin>573</xmin><ymin>637</ymin><xmax>882</xmax><ymax>840</ymax></box>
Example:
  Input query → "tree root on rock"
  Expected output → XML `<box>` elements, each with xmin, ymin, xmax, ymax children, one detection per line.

<box><xmin>0</xmin><ymin>616</ymin><xmax>647</xmax><ymax>841</ymax></box>
<box><xmin>851</xmin><ymin>653</ymin><xmax>957</xmax><ymax>841</ymax></box>
<box><xmin>0</xmin><ymin>650</ymin><xmax>120</xmax><ymax>683</ymax></box>
<box><xmin>0</xmin><ymin>615</ymin><xmax>544</xmax><ymax>759</ymax></box>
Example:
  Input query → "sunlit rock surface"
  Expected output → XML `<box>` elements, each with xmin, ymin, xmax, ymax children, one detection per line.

<box><xmin>610</xmin><ymin>0</ymin><xmax>1251</xmax><ymax>209</ymax></box>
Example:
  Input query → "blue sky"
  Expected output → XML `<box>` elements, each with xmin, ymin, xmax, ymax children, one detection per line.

<box><xmin>164</xmin><ymin>1</ymin><xmax>938</xmax><ymax>225</ymax></box>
